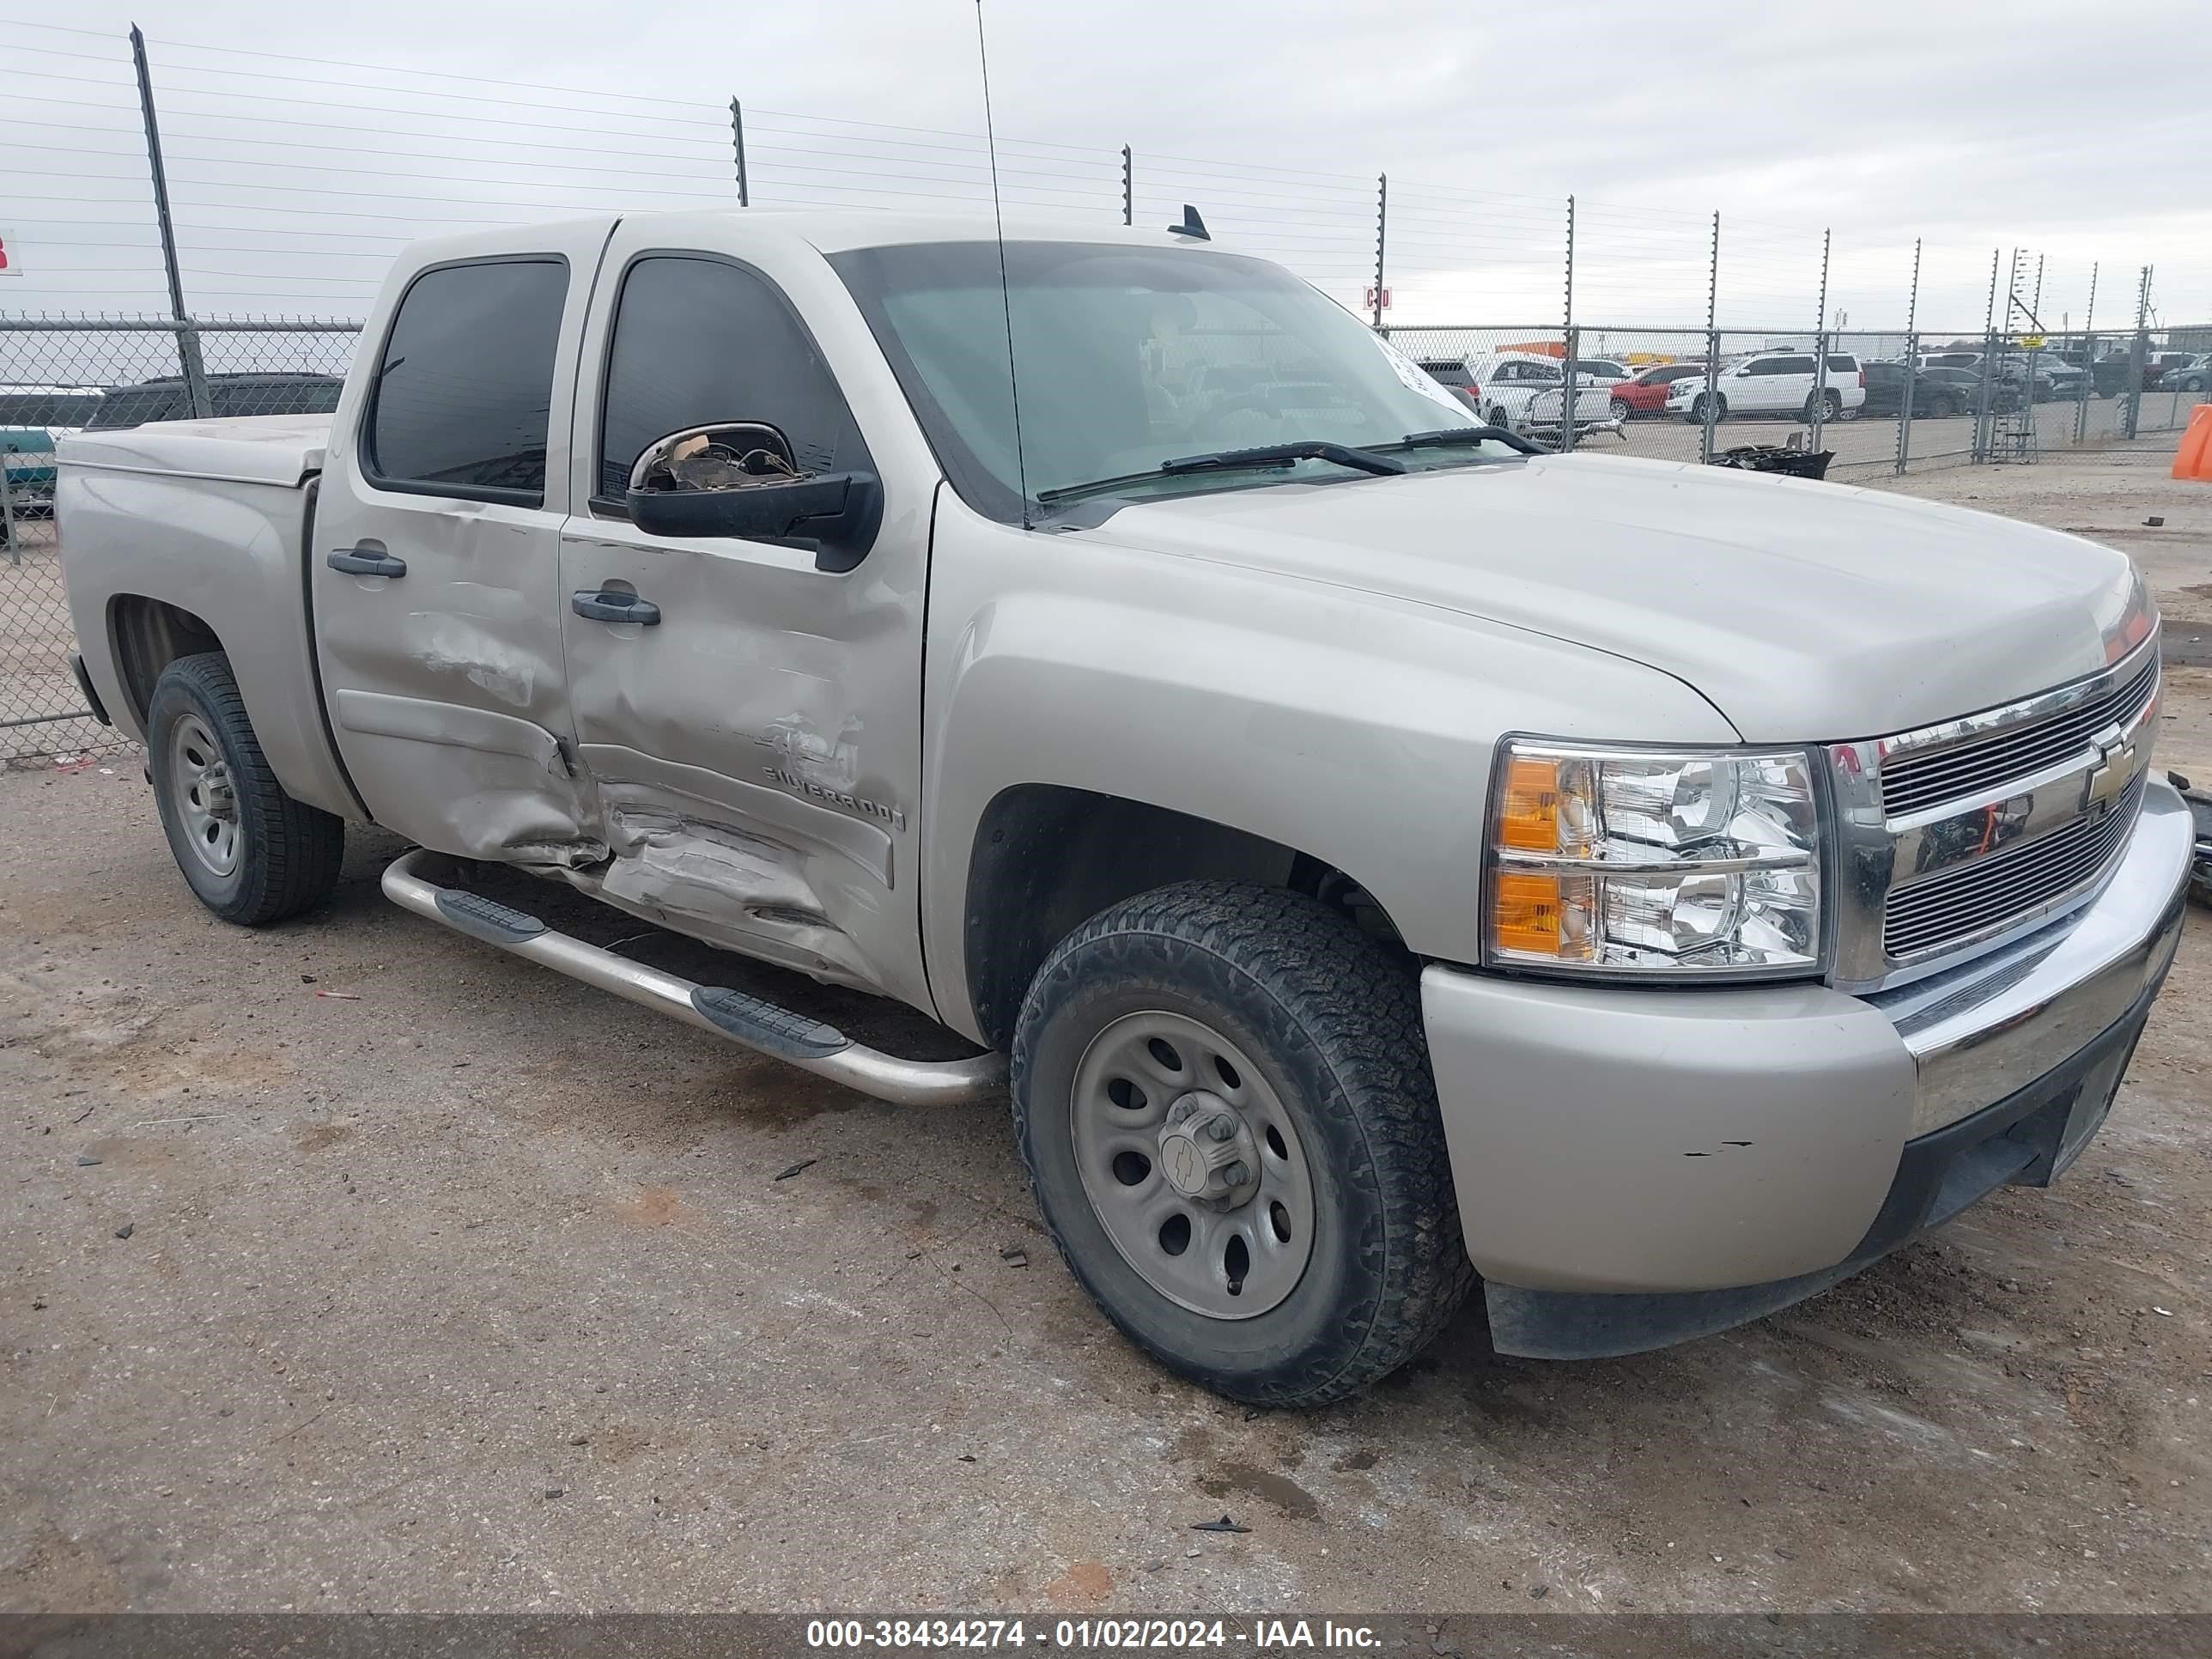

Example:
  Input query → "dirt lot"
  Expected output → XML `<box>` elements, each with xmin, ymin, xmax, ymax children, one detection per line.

<box><xmin>3</xmin><ymin>445</ymin><xmax>2209</xmax><ymax>1614</ymax></box>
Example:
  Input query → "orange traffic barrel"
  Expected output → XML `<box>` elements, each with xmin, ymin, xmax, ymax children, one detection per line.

<box><xmin>2176</xmin><ymin>404</ymin><xmax>2212</xmax><ymax>481</ymax></box>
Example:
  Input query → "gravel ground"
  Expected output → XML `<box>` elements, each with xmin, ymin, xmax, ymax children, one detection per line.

<box><xmin>3</xmin><ymin>445</ymin><xmax>2209</xmax><ymax>1614</ymax></box>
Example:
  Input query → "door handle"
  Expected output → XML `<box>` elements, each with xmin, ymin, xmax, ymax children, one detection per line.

<box><xmin>571</xmin><ymin>588</ymin><xmax>662</xmax><ymax>626</ymax></box>
<box><xmin>328</xmin><ymin>546</ymin><xmax>406</xmax><ymax>578</ymax></box>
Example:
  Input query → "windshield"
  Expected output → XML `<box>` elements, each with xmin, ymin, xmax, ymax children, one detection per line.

<box><xmin>830</xmin><ymin>240</ymin><xmax>1503</xmax><ymax>521</ymax></box>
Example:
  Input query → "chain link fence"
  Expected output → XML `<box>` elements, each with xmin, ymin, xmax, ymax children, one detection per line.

<box><xmin>1386</xmin><ymin>322</ymin><xmax>2211</xmax><ymax>475</ymax></box>
<box><xmin>2</xmin><ymin>310</ymin><xmax>2209</xmax><ymax>765</ymax></box>
<box><xmin>1</xmin><ymin>317</ymin><xmax>358</xmax><ymax>763</ymax></box>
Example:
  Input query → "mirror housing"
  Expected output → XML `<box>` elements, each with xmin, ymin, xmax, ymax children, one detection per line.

<box><xmin>624</xmin><ymin>423</ymin><xmax>884</xmax><ymax>573</ymax></box>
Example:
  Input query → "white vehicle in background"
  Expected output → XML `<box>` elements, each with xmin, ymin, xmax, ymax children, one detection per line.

<box><xmin>1462</xmin><ymin>352</ymin><xmax>1621</xmax><ymax>441</ymax></box>
<box><xmin>1568</xmin><ymin>357</ymin><xmax>1632</xmax><ymax>386</ymax></box>
<box><xmin>1665</xmin><ymin>349</ymin><xmax>1867</xmax><ymax>425</ymax></box>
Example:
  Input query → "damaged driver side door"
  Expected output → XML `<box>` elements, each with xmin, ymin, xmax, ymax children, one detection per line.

<box><xmin>557</xmin><ymin>244</ymin><xmax>932</xmax><ymax>1010</ymax></box>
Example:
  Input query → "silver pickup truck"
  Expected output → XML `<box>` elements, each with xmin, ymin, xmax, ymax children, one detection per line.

<box><xmin>56</xmin><ymin>210</ymin><xmax>2191</xmax><ymax>1406</ymax></box>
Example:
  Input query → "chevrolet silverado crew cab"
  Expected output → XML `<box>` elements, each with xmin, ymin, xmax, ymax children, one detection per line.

<box><xmin>57</xmin><ymin>211</ymin><xmax>2190</xmax><ymax>1406</ymax></box>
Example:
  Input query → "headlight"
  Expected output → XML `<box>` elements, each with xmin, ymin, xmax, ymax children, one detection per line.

<box><xmin>1485</xmin><ymin>740</ymin><xmax>1823</xmax><ymax>978</ymax></box>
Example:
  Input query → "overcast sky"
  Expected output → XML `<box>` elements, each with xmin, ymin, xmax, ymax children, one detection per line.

<box><xmin>3</xmin><ymin>0</ymin><xmax>2209</xmax><ymax>340</ymax></box>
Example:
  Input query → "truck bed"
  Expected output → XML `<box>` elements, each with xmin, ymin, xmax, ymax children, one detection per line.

<box><xmin>55</xmin><ymin>411</ymin><xmax>361</xmax><ymax>820</ymax></box>
<box><xmin>58</xmin><ymin>412</ymin><xmax>331</xmax><ymax>486</ymax></box>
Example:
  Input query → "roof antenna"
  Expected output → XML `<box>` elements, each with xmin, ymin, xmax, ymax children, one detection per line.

<box><xmin>1168</xmin><ymin>204</ymin><xmax>1210</xmax><ymax>241</ymax></box>
<box><xmin>973</xmin><ymin>0</ymin><xmax>1030</xmax><ymax>529</ymax></box>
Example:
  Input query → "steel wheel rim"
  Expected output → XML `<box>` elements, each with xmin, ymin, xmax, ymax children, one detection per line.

<box><xmin>1070</xmin><ymin>1010</ymin><xmax>1316</xmax><ymax>1321</ymax></box>
<box><xmin>168</xmin><ymin>713</ymin><xmax>240</xmax><ymax>878</ymax></box>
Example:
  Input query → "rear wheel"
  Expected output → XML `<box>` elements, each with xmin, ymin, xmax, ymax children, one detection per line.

<box><xmin>1802</xmin><ymin>390</ymin><xmax>1841</xmax><ymax>424</ymax></box>
<box><xmin>148</xmin><ymin>653</ymin><xmax>345</xmax><ymax>926</ymax></box>
<box><xmin>1012</xmin><ymin>881</ymin><xmax>1473</xmax><ymax>1407</ymax></box>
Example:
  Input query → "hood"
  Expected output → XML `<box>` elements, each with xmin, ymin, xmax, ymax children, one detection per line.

<box><xmin>1071</xmin><ymin>453</ymin><xmax>2147</xmax><ymax>742</ymax></box>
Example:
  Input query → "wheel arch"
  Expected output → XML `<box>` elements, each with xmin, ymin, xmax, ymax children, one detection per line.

<box><xmin>106</xmin><ymin>593</ymin><xmax>224</xmax><ymax>730</ymax></box>
<box><xmin>958</xmin><ymin>784</ymin><xmax>1409</xmax><ymax>1052</ymax></box>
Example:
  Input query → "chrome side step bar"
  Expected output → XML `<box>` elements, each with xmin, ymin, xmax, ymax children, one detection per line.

<box><xmin>380</xmin><ymin>848</ymin><xmax>1007</xmax><ymax>1106</ymax></box>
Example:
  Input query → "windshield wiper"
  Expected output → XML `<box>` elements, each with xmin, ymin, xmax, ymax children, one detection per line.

<box><xmin>1036</xmin><ymin>440</ymin><xmax>1405</xmax><ymax>507</ymax></box>
<box><xmin>1394</xmin><ymin>426</ymin><xmax>1546</xmax><ymax>455</ymax></box>
<box><xmin>1160</xmin><ymin>440</ymin><xmax>1407</xmax><ymax>477</ymax></box>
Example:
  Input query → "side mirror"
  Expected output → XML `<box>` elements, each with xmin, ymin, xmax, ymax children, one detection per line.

<box><xmin>625</xmin><ymin>422</ymin><xmax>883</xmax><ymax>574</ymax></box>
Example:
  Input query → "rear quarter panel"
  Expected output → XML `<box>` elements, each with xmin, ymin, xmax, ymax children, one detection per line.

<box><xmin>57</xmin><ymin>455</ymin><xmax>360</xmax><ymax>818</ymax></box>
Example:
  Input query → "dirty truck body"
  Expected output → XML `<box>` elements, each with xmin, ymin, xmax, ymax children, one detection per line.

<box><xmin>57</xmin><ymin>211</ymin><xmax>2191</xmax><ymax>1404</ymax></box>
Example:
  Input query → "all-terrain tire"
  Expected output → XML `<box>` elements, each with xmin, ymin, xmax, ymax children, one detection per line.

<box><xmin>147</xmin><ymin>652</ymin><xmax>345</xmax><ymax>925</ymax></box>
<box><xmin>1012</xmin><ymin>880</ymin><xmax>1474</xmax><ymax>1407</ymax></box>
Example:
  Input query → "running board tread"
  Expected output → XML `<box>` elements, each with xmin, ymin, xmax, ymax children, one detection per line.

<box><xmin>690</xmin><ymin>987</ymin><xmax>850</xmax><ymax>1060</ymax></box>
<box><xmin>434</xmin><ymin>887</ymin><xmax>548</xmax><ymax>945</ymax></box>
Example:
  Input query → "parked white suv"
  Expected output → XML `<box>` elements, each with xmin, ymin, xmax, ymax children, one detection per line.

<box><xmin>1667</xmin><ymin>349</ymin><xmax>1867</xmax><ymax>424</ymax></box>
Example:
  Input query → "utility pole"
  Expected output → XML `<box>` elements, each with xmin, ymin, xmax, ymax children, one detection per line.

<box><xmin>130</xmin><ymin>24</ymin><xmax>210</xmax><ymax>418</ymax></box>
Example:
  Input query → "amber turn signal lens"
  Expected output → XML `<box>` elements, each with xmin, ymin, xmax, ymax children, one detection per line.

<box><xmin>1492</xmin><ymin>871</ymin><xmax>1569</xmax><ymax>956</ymax></box>
<box><xmin>1498</xmin><ymin>755</ymin><xmax>1561</xmax><ymax>852</ymax></box>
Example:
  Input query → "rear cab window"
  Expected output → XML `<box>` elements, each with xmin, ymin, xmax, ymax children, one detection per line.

<box><xmin>363</xmin><ymin>258</ymin><xmax>568</xmax><ymax>506</ymax></box>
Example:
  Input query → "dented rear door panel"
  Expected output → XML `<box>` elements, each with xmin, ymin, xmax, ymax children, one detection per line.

<box><xmin>313</xmin><ymin>222</ymin><xmax>614</xmax><ymax>862</ymax></box>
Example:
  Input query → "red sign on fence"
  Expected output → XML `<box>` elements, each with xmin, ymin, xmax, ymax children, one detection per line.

<box><xmin>1364</xmin><ymin>285</ymin><xmax>1390</xmax><ymax>311</ymax></box>
<box><xmin>0</xmin><ymin>229</ymin><xmax>19</xmax><ymax>276</ymax></box>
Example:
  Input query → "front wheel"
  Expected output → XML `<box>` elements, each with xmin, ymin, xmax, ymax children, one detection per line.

<box><xmin>1012</xmin><ymin>881</ymin><xmax>1473</xmax><ymax>1407</ymax></box>
<box><xmin>1688</xmin><ymin>392</ymin><xmax>1725</xmax><ymax>423</ymax></box>
<box><xmin>1609</xmin><ymin>397</ymin><xmax>1633</xmax><ymax>423</ymax></box>
<box><xmin>148</xmin><ymin>652</ymin><xmax>345</xmax><ymax>925</ymax></box>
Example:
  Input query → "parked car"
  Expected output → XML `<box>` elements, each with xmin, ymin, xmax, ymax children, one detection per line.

<box><xmin>1607</xmin><ymin>362</ymin><xmax>1708</xmax><ymax>420</ymax></box>
<box><xmin>55</xmin><ymin>210</ymin><xmax>2189</xmax><ymax>1404</ymax></box>
<box><xmin>1920</xmin><ymin>365</ymin><xmax>2024</xmax><ymax>414</ymax></box>
<box><xmin>1569</xmin><ymin>358</ymin><xmax>1631</xmax><ymax>385</ymax></box>
<box><xmin>1860</xmin><ymin>361</ymin><xmax>1970</xmax><ymax>419</ymax></box>
<box><xmin>88</xmin><ymin>372</ymin><xmax>343</xmax><ymax>428</ymax></box>
<box><xmin>1665</xmin><ymin>349</ymin><xmax>1867</xmax><ymax>423</ymax></box>
<box><xmin>0</xmin><ymin>384</ymin><xmax>104</xmax><ymax>514</ymax></box>
<box><xmin>2141</xmin><ymin>350</ymin><xmax>2199</xmax><ymax>387</ymax></box>
<box><xmin>2154</xmin><ymin>354</ymin><xmax>2210</xmax><ymax>393</ymax></box>
<box><xmin>1462</xmin><ymin>351</ymin><xmax>1620</xmax><ymax>439</ymax></box>
<box><xmin>1416</xmin><ymin>357</ymin><xmax>1484</xmax><ymax>415</ymax></box>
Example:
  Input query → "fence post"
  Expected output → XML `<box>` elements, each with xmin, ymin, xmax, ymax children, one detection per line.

<box><xmin>1121</xmin><ymin>146</ymin><xmax>1133</xmax><ymax>227</ymax></box>
<box><xmin>1370</xmin><ymin>173</ymin><xmax>1388</xmax><ymax>331</ymax></box>
<box><xmin>730</xmin><ymin>100</ymin><xmax>750</xmax><ymax>206</ymax></box>
<box><xmin>130</xmin><ymin>25</ymin><xmax>210</xmax><ymax>418</ymax></box>
<box><xmin>1</xmin><ymin>447</ymin><xmax>18</xmax><ymax>565</ymax></box>
<box><xmin>1702</xmin><ymin>328</ymin><xmax>1721</xmax><ymax>464</ymax></box>
<box><xmin>1896</xmin><ymin>238</ymin><xmax>1921</xmax><ymax>475</ymax></box>
<box><xmin>1557</xmin><ymin>196</ymin><xmax>1576</xmax><ymax>453</ymax></box>
<box><xmin>2124</xmin><ymin>265</ymin><xmax>2150</xmax><ymax>440</ymax></box>
<box><xmin>1897</xmin><ymin>331</ymin><xmax>1919</xmax><ymax>477</ymax></box>
<box><xmin>1970</xmin><ymin>249</ymin><xmax>2000</xmax><ymax>462</ymax></box>
<box><xmin>1701</xmin><ymin>212</ymin><xmax>1719</xmax><ymax>465</ymax></box>
<box><xmin>1808</xmin><ymin>230</ymin><xmax>1832</xmax><ymax>452</ymax></box>
<box><xmin>2075</xmin><ymin>264</ymin><xmax>2097</xmax><ymax>447</ymax></box>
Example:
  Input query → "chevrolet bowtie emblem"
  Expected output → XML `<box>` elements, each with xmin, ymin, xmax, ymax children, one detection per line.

<box><xmin>2079</xmin><ymin>725</ymin><xmax>2134</xmax><ymax>816</ymax></box>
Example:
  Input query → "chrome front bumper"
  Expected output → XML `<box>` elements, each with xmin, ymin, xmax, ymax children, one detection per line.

<box><xmin>1421</xmin><ymin>780</ymin><xmax>2193</xmax><ymax>1308</ymax></box>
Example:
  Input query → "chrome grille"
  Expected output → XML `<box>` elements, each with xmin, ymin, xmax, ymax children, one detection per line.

<box><xmin>1882</xmin><ymin>771</ymin><xmax>2146</xmax><ymax>957</ymax></box>
<box><xmin>1879</xmin><ymin>654</ymin><xmax>2158</xmax><ymax>817</ymax></box>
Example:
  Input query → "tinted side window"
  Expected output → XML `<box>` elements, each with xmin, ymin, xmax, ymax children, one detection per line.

<box><xmin>366</xmin><ymin>258</ymin><xmax>568</xmax><ymax>503</ymax></box>
<box><xmin>599</xmin><ymin>255</ymin><xmax>871</xmax><ymax>503</ymax></box>
<box><xmin>1759</xmin><ymin>356</ymin><xmax>1814</xmax><ymax>375</ymax></box>
<box><xmin>1826</xmin><ymin>356</ymin><xmax>1856</xmax><ymax>373</ymax></box>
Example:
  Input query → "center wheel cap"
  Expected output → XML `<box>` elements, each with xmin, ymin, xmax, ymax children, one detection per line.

<box><xmin>1157</xmin><ymin>1092</ymin><xmax>1259</xmax><ymax>1209</ymax></box>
